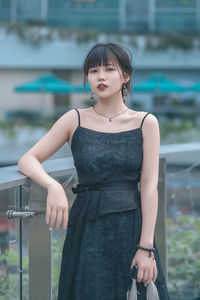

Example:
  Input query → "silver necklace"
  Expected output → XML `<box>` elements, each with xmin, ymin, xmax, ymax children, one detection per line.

<box><xmin>92</xmin><ymin>105</ymin><xmax>129</xmax><ymax>122</ymax></box>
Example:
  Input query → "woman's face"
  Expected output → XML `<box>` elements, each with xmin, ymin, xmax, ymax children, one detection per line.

<box><xmin>87</xmin><ymin>60</ymin><xmax>129</xmax><ymax>100</ymax></box>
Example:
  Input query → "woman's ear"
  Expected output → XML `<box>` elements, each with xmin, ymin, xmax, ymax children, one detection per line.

<box><xmin>123</xmin><ymin>73</ymin><xmax>130</xmax><ymax>84</ymax></box>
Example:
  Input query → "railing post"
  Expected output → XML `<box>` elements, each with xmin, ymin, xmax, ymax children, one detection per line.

<box><xmin>29</xmin><ymin>181</ymin><xmax>52</xmax><ymax>300</ymax></box>
<box><xmin>155</xmin><ymin>157</ymin><xmax>168</xmax><ymax>281</ymax></box>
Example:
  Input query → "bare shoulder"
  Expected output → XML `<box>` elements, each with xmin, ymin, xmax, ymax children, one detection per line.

<box><xmin>61</xmin><ymin>108</ymin><xmax>82</xmax><ymax>127</ymax></box>
<box><xmin>69</xmin><ymin>107</ymin><xmax>92</xmax><ymax>123</ymax></box>
<box><xmin>139</xmin><ymin>111</ymin><xmax>160</xmax><ymax>143</ymax></box>
<box><xmin>128</xmin><ymin>109</ymin><xmax>158</xmax><ymax>127</ymax></box>
<box><xmin>62</xmin><ymin>107</ymin><xmax>78</xmax><ymax>120</ymax></box>
<box><xmin>137</xmin><ymin>111</ymin><xmax>159</xmax><ymax>127</ymax></box>
<box><xmin>144</xmin><ymin>112</ymin><xmax>158</xmax><ymax>122</ymax></box>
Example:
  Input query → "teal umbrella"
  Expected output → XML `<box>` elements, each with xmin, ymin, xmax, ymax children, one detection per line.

<box><xmin>133</xmin><ymin>73</ymin><xmax>186</xmax><ymax>93</ymax></box>
<box><xmin>14</xmin><ymin>73</ymin><xmax>78</xmax><ymax>93</ymax></box>
<box><xmin>75</xmin><ymin>82</ymin><xmax>91</xmax><ymax>92</ymax></box>
<box><xmin>188</xmin><ymin>81</ymin><xmax>200</xmax><ymax>91</ymax></box>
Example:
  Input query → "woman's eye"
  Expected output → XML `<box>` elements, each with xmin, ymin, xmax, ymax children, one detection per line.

<box><xmin>107</xmin><ymin>68</ymin><xmax>114</xmax><ymax>71</ymax></box>
<box><xmin>90</xmin><ymin>69</ymin><xmax>97</xmax><ymax>73</ymax></box>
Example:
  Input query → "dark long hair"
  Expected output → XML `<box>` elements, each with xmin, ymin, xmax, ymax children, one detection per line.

<box><xmin>83</xmin><ymin>43</ymin><xmax>133</xmax><ymax>100</ymax></box>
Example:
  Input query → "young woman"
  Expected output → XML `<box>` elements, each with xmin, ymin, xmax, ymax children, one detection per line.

<box><xmin>18</xmin><ymin>43</ymin><xmax>170</xmax><ymax>299</ymax></box>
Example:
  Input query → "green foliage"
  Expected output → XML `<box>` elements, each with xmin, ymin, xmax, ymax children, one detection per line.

<box><xmin>160</xmin><ymin>119</ymin><xmax>194</xmax><ymax>138</ymax></box>
<box><xmin>167</xmin><ymin>215</ymin><xmax>200</xmax><ymax>298</ymax></box>
<box><xmin>51</xmin><ymin>235</ymin><xmax>66</xmax><ymax>299</ymax></box>
<box><xmin>171</xmin><ymin>98</ymin><xmax>196</xmax><ymax>106</ymax></box>
<box><xmin>0</xmin><ymin>249</ymin><xmax>29</xmax><ymax>299</ymax></box>
<box><xmin>146</xmin><ymin>34</ymin><xmax>194</xmax><ymax>51</ymax></box>
<box><xmin>0</xmin><ymin>236</ymin><xmax>65</xmax><ymax>299</ymax></box>
<box><xmin>0</xmin><ymin>21</ymin><xmax>199</xmax><ymax>50</ymax></box>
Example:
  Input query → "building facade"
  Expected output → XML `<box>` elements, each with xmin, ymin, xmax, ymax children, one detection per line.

<box><xmin>0</xmin><ymin>0</ymin><xmax>200</xmax><ymax>33</ymax></box>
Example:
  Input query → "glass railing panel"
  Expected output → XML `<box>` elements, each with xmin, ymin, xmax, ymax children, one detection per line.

<box><xmin>165</xmin><ymin>150</ymin><xmax>200</xmax><ymax>299</ymax></box>
<box><xmin>0</xmin><ymin>186</ymin><xmax>20</xmax><ymax>300</ymax></box>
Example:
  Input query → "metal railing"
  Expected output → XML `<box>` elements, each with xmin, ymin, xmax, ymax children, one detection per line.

<box><xmin>0</xmin><ymin>142</ymin><xmax>200</xmax><ymax>299</ymax></box>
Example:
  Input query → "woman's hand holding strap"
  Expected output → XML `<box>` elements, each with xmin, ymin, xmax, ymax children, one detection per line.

<box><xmin>130</xmin><ymin>243</ymin><xmax>158</xmax><ymax>286</ymax></box>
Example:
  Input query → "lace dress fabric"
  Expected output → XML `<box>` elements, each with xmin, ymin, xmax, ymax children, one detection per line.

<box><xmin>57</xmin><ymin>109</ymin><xmax>170</xmax><ymax>300</ymax></box>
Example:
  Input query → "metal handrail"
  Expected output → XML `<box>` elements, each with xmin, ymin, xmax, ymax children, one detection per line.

<box><xmin>1</xmin><ymin>142</ymin><xmax>200</xmax><ymax>191</ymax></box>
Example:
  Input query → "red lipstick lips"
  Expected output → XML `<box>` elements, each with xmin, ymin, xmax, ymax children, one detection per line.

<box><xmin>97</xmin><ymin>84</ymin><xmax>108</xmax><ymax>90</ymax></box>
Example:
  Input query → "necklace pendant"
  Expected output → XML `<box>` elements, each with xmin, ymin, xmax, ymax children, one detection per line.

<box><xmin>109</xmin><ymin>118</ymin><xmax>112</xmax><ymax>122</ymax></box>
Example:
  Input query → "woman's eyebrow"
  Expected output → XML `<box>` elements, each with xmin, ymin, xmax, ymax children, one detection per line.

<box><xmin>89</xmin><ymin>63</ymin><xmax>115</xmax><ymax>69</ymax></box>
<box><xmin>105</xmin><ymin>63</ymin><xmax>115</xmax><ymax>66</ymax></box>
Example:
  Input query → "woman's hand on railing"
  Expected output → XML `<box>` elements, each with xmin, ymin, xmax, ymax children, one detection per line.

<box><xmin>130</xmin><ymin>249</ymin><xmax>158</xmax><ymax>285</ymax></box>
<box><xmin>46</xmin><ymin>182</ymin><xmax>69</xmax><ymax>230</ymax></box>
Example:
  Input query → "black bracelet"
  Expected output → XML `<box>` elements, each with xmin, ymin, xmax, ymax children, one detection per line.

<box><xmin>136</xmin><ymin>244</ymin><xmax>156</xmax><ymax>258</ymax></box>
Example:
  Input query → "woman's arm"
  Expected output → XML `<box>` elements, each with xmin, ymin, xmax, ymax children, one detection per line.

<box><xmin>139</xmin><ymin>113</ymin><xmax>160</xmax><ymax>248</ymax></box>
<box><xmin>18</xmin><ymin>109</ymin><xmax>77</xmax><ymax>229</ymax></box>
<box><xmin>130</xmin><ymin>112</ymin><xmax>160</xmax><ymax>285</ymax></box>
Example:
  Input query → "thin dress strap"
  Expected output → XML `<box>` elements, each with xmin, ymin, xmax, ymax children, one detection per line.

<box><xmin>140</xmin><ymin>112</ymin><xmax>150</xmax><ymax>128</ymax></box>
<box><xmin>74</xmin><ymin>108</ymin><xmax>80</xmax><ymax>127</ymax></box>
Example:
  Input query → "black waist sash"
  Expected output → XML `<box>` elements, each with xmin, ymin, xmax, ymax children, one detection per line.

<box><xmin>62</xmin><ymin>181</ymin><xmax>140</xmax><ymax>299</ymax></box>
<box><xmin>69</xmin><ymin>181</ymin><xmax>140</xmax><ymax>225</ymax></box>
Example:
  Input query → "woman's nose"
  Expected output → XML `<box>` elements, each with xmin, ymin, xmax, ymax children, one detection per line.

<box><xmin>98</xmin><ymin>69</ymin><xmax>106</xmax><ymax>80</ymax></box>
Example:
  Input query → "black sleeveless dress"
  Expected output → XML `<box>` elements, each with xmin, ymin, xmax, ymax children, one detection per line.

<box><xmin>57</xmin><ymin>108</ymin><xmax>170</xmax><ymax>300</ymax></box>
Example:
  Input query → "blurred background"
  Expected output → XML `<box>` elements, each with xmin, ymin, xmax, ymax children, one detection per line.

<box><xmin>0</xmin><ymin>0</ymin><xmax>200</xmax><ymax>299</ymax></box>
<box><xmin>0</xmin><ymin>0</ymin><xmax>200</xmax><ymax>166</ymax></box>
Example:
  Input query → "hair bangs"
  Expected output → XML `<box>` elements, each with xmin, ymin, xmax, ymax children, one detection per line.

<box><xmin>84</xmin><ymin>46</ymin><xmax>118</xmax><ymax>75</ymax></box>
